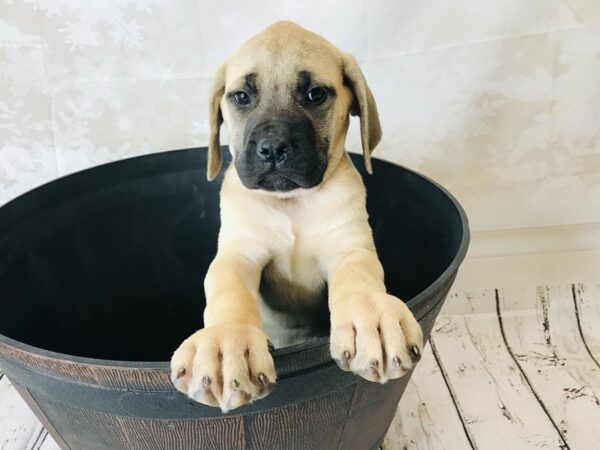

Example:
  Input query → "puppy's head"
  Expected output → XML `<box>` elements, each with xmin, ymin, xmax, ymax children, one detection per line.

<box><xmin>207</xmin><ymin>21</ymin><xmax>381</xmax><ymax>193</ymax></box>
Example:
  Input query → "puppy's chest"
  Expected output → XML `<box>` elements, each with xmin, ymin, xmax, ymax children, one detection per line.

<box><xmin>261</xmin><ymin>219</ymin><xmax>326</xmax><ymax>306</ymax></box>
<box><xmin>263</xmin><ymin>230</ymin><xmax>325</xmax><ymax>294</ymax></box>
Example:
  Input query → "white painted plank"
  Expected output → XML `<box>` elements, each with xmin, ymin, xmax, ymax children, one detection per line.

<box><xmin>432</xmin><ymin>290</ymin><xmax>564</xmax><ymax>450</ymax></box>
<box><xmin>383</xmin><ymin>343</ymin><xmax>472</xmax><ymax>450</ymax></box>
<box><xmin>0</xmin><ymin>375</ymin><xmax>45</xmax><ymax>450</ymax></box>
<box><xmin>25</xmin><ymin>430</ymin><xmax>48</xmax><ymax>450</ymax></box>
<box><xmin>573</xmin><ymin>283</ymin><xmax>600</xmax><ymax>363</ymax></box>
<box><xmin>499</xmin><ymin>285</ymin><xmax>600</xmax><ymax>449</ymax></box>
<box><xmin>37</xmin><ymin>434</ymin><xmax>60</xmax><ymax>450</ymax></box>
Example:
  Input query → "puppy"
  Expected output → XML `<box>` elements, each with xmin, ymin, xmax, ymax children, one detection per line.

<box><xmin>171</xmin><ymin>21</ymin><xmax>423</xmax><ymax>412</ymax></box>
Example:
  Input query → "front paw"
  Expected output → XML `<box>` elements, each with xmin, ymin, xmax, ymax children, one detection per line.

<box><xmin>170</xmin><ymin>323</ymin><xmax>276</xmax><ymax>412</ymax></box>
<box><xmin>330</xmin><ymin>293</ymin><xmax>424</xmax><ymax>383</ymax></box>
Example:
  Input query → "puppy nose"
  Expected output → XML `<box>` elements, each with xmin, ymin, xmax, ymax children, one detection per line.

<box><xmin>257</xmin><ymin>137</ymin><xmax>288</xmax><ymax>163</ymax></box>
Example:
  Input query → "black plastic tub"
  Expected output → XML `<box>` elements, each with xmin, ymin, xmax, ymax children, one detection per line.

<box><xmin>0</xmin><ymin>148</ymin><xmax>469</xmax><ymax>450</ymax></box>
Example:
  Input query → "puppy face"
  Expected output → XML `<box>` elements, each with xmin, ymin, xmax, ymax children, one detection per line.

<box><xmin>225</xmin><ymin>67</ymin><xmax>335</xmax><ymax>192</ymax></box>
<box><xmin>207</xmin><ymin>21</ymin><xmax>382</xmax><ymax>193</ymax></box>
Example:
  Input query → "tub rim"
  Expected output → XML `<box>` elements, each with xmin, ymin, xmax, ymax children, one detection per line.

<box><xmin>0</xmin><ymin>147</ymin><xmax>470</xmax><ymax>371</ymax></box>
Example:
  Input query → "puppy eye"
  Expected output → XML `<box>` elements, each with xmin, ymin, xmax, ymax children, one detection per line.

<box><xmin>306</xmin><ymin>87</ymin><xmax>328</xmax><ymax>105</ymax></box>
<box><xmin>233</xmin><ymin>91</ymin><xmax>251</xmax><ymax>106</ymax></box>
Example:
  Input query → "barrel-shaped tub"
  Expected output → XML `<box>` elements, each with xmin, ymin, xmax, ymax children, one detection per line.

<box><xmin>0</xmin><ymin>148</ymin><xmax>469</xmax><ymax>450</ymax></box>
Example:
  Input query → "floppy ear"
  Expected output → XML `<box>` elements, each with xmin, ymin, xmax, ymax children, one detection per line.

<box><xmin>207</xmin><ymin>63</ymin><xmax>226</xmax><ymax>181</ymax></box>
<box><xmin>342</xmin><ymin>54</ymin><xmax>382</xmax><ymax>174</ymax></box>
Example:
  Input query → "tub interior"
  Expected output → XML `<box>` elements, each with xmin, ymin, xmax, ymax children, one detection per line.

<box><xmin>0</xmin><ymin>150</ymin><xmax>464</xmax><ymax>361</ymax></box>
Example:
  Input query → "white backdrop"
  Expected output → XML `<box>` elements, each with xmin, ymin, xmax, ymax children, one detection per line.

<box><xmin>1</xmin><ymin>1</ymin><xmax>599</xmax><ymax>240</ymax></box>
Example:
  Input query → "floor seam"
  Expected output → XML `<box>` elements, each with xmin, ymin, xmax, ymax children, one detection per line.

<box><xmin>495</xmin><ymin>288</ymin><xmax>570</xmax><ymax>450</ymax></box>
<box><xmin>429</xmin><ymin>336</ymin><xmax>477</xmax><ymax>450</ymax></box>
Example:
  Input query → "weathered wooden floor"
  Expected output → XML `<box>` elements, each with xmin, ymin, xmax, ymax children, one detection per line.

<box><xmin>1</xmin><ymin>283</ymin><xmax>599</xmax><ymax>450</ymax></box>
<box><xmin>385</xmin><ymin>283</ymin><xmax>600</xmax><ymax>450</ymax></box>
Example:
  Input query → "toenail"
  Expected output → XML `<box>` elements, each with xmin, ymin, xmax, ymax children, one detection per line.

<box><xmin>258</xmin><ymin>373</ymin><xmax>270</xmax><ymax>386</ymax></box>
<box><xmin>342</xmin><ymin>350</ymin><xmax>352</xmax><ymax>367</ymax></box>
<box><xmin>410</xmin><ymin>346</ymin><xmax>421</xmax><ymax>362</ymax></box>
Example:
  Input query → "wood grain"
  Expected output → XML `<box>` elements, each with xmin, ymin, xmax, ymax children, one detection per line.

<box><xmin>499</xmin><ymin>285</ymin><xmax>600</xmax><ymax>449</ymax></box>
<box><xmin>244</xmin><ymin>384</ymin><xmax>355</xmax><ymax>450</ymax></box>
<box><xmin>38</xmin><ymin>398</ymin><xmax>131</xmax><ymax>450</ymax></box>
<box><xmin>432</xmin><ymin>290</ymin><xmax>564</xmax><ymax>449</ymax></box>
<box><xmin>0</xmin><ymin>343</ymin><xmax>98</xmax><ymax>386</ymax></box>
<box><xmin>384</xmin><ymin>343</ymin><xmax>472</xmax><ymax>450</ymax></box>
<box><xmin>118</xmin><ymin>415</ymin><xmax>245</xmax><ymax>450</ymax></box>
<box><xmin>91</xmin><ymin>366</ymin><xmax>172</xmax><ymax>391</ymax></box>
<box><xmin>573</xmin><ymin>283</ymin><xmax>600</xmax><ymax>365</ymax></box>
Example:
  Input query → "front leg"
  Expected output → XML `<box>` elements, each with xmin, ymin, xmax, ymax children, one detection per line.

<box><xmin>170</xmin><ymin>252</ymin><xmax>276</xmax><ymax>412</ymax></box>
<box><xmin>328</xmin><ymin>248</ymin><xmax>424</xmax><ymax>383</ymax></box>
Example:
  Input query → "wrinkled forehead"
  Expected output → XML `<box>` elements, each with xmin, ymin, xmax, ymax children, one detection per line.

<box><xmin>224</xmin><ymin>37</ymin><xmax>343</xmax><ymax>92</ymax></box>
